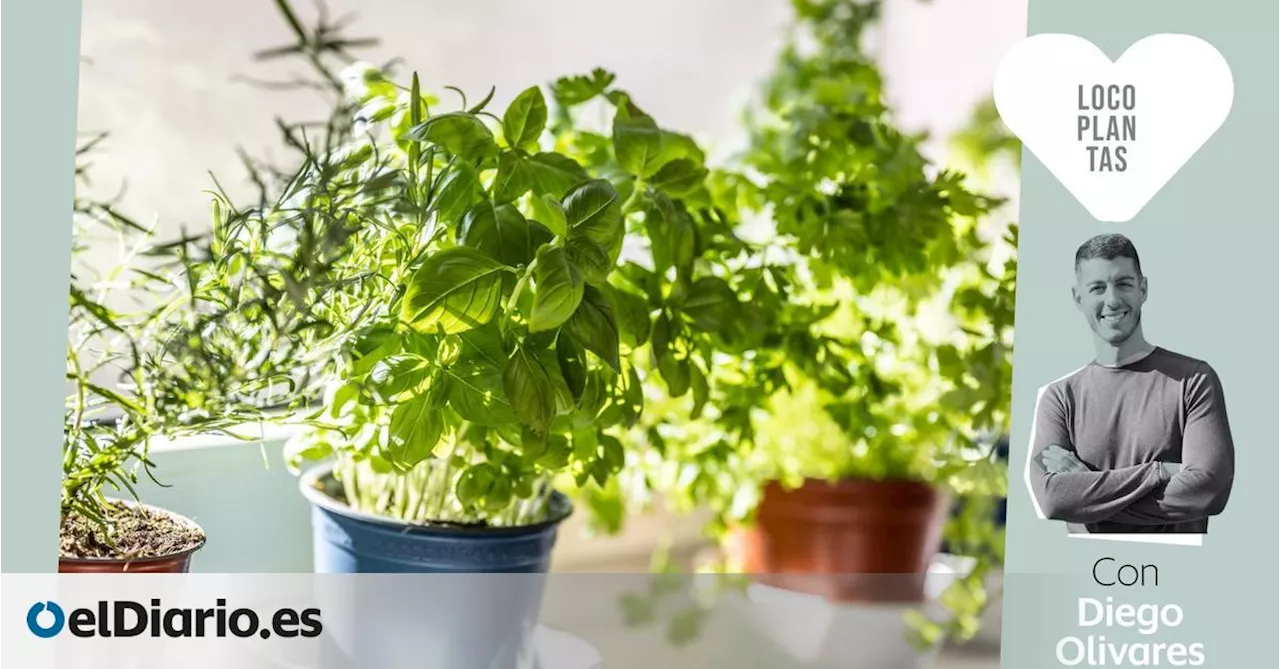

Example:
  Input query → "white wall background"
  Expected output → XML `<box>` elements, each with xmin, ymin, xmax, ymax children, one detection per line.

<box><xmin>75</xmin><ymin>0</ymin><xmax>1026</xmax><ymax>273</ymax></box>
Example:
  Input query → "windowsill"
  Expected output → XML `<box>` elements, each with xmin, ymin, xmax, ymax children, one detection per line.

<box><xmin>137</xmin><ymin>421</ymin><xmax>1001</xmax><ymax>654</ymax></box>
<box><xmin>142</xmin><ymin>417</ymin><xmax>300</xmax><ymax>452</ymax></box>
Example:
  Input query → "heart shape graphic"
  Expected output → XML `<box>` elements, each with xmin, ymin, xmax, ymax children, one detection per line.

<box><xmin>994</xmin><ymin>34</ymin><xmax>1234</xmax><ymax>223</ymax></box>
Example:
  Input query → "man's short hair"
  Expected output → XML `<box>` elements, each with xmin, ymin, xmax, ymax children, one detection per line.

<box><xmin>1074</xmin><ymin>233</ymin><xmax>1142</xmax><ymax>276</ymax></box>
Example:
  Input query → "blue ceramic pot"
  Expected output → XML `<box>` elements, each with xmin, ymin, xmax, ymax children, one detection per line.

<box><xmin>299</xmin><ymin>463</ymin><xmax>574</xmax><ymax>669</ymax></box>
<box><xmin>299</xmin><ymin>462</ymin><xmax>573</xmax><ymax>574</ymax></box>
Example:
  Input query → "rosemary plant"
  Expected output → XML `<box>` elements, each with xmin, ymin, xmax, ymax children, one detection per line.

<box><xmin>62</xmin><ymin>133</ymin><xmax>305</xmax><ymax>557</ymax></box>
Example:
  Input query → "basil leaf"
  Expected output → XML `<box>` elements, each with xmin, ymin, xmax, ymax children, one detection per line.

<box><xmin>647</xmin><ymin>195</ymin><xmax>695</xmax><ymax>277</ymax></box>
<box><xmin>600</xmin><ymin>433</ymin><xmax>625</xmax><ymax>474</ymax></box>
<box><xmin>689</xmin><ymin>363</ymin><xmax>709</xmax><ymax>419</ymax></box>
<box><xmin>407</xmin><ymin>112</ymin><xmax>498</xmax><ymax>161</ymax></box>
<box><xmin>456</xmin><ymin>463</ymin><xmax>497</xmax><ymax>507</ymax></box>
<box><xmin>370</xmin><ymin>354</ymin><xmax>431</xmax><ymax>402</ymax></box>
<box><xmin>657</xmin><ymin>350</ymin><xmax>691</xmax><ymax>398</ymax></box>
<box><xmin>604</xmin><ymin>285</ymin><xmax>651</xmax><ymax>348</ymax></box>
<box><xmin>401</xmin><ymin>247</ymin><xmax>506</xmax><ymax>334</ymax></box>
<box><xmin>537</xmin><ymin>434</ymin><xmax>572</xmax><ymax>469</ymax></box>
<box><xmin>458</xmin><ymin>202</ymin><xmax>540</xmax><ymax>268</ymax></box>
<box><xmin>565</xmin><ymin>236</ymin><xmax>612</xmax><ymax>286</ymax></box>
<box><xmin>653</xmin><ymin>130</ymin><xmax>705</xmax><ymax>166</ymax></box>
<box><xmin>501</xmin><ymin>86</ymin><xmax>548</xmax><ymax>151</ymax></box>
<box><xmin>385</xmin><ymin>386</ymin><xmax>447</xmax><ymax>470</ymax></box>
<box><xmin>492</xmin><ymin>151</ymin><xmax>533</xmax><ymax>204</ymax></box>
<box><xmin>527</xmin><ymin>153</ymin><xmax>589</xmax><ymax>200</ymax></box>
<box><xmin>503</xmin><ymin>346</ymin><xmax>557</xmax><ymax>433</ymax></box>
<box><xmin>552</xmin><ymin>68</ymin><xmax>616</xmax><ymax>107</ymax></box>
<box><xmin>535</xmin><ymin>346</ymin><xmax>576</xmax><ymax>412</ymax></box>
<box><xmin>565</xmin><ymin>285</ymin><xmax>621</xmax><ymax>372</ymax></box>
<box><xmin>528</xmin><ymin>245</ymin><xmax>584</xmax><ymax>333</ymax></box>
<box><xmin>649</xmin><ymin>158</ymin><xmax>708</xmax><ymax>198</ymax></box>
<box><xmin>651</xmin><ymin>314</ymin><xmax>690</xmax><ymax>397</ymax></box>
<box><xmin>613</xmin><ymin>108</ymin><xmax>662</xmax><ymax>177</ymax></box>
<box><xmin>430</xmin><ymin>162</ymin><xmax>484</xmax><ymax>227</ymax></box>
<box><xmin>447</xmin><ymin>353</ymin><xmax>517</xmax><ymax>426</ymax></box>
<box><xmin>557</xmin><ymin>335</ymin><xmax>589</xmax><ymax>403</ymax></box>
<box><xmin>682</xmin><ymin>276</ymin><xmax>739</xmax><ymax>333</ymax></box>
<box><xmin>564</xmin><ymin>179</ymin><xmax>624</xmax><ymax>264</ymax></box>
<box><xmin>529</xmin><ymin>193</ymin><xmax>569</xmax><ymax>237</ymax></box>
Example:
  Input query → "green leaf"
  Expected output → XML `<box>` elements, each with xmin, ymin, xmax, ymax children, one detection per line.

<box><xmin>651</xmin><ymin>314</ymin><xmax>690</xmax><ymax>397</ymax></box>
<box><xmin>622</xmin><ymin>364</ymin><xmax>644</xmax><ymax>427</ymax></box>
<box><xmin>526</xmin><ymin>153</ymin><xmax>589</xmax><ymax>200</ymax></box>
<box><xmin>528</xmin><ymin>245</ymin><xmax>584</xmax><ymax>332</ymax></box>
<box><xmin>458</xmin><ymin>202</ymin><xmax>541</xmax><ymax>268</ymax></box>
<box><xmin>350</xmin><ymin>326</ymin><xmax>403</xmax><ymax>376</ymax></box>
<box><xmin>327</xmin><ymin>381</ymin><xmax>362</xmax><ymax>418</ymax></box>
<box><xmin>689</xmin><ymin>363</ymin><xmax>709</xmax><ymax>419</ymax></box>
<box><xmin>557</xmin><ymin>336</ymin><xmax>589</xmax><ymax>403</ymax></box>
<box><xmin>645</xmin><ymin>194</ymin><xmax>694</xmax><ymax>275</ymax></box>
<box><xmin>682</xmin><ymin>276</ymin><xmax>738</xmax><ymax>333</ymax></box>
<box><xmin>492</xmin><ymin>151</ymin><xmax>533</xmax><ymax>204</ymax></box>
<box><xmin>431</xmin><ymin>162</ymin><xmax>484</xmax><ymax>226</ymax></box>
<box><xmin>573</xmin><ymin>427</ymin><xmax>599</xmax><ymax>460</ymax></box>
<box><xmin>458</xmin><ymin>321</ymin><xmax>508</xmax><ymax>366</ymax></box>
<box><xmin>385</xmin><ymin>389</ymin><xmax>446</xmax><ymax>470</ymax></box>
<box><xmin>564</xmin><ymin>179</ymin><xmax>624</xmax><ymax>264</ymax></box>
<box><xmin>564</xmin><ymin>236</ymin><xmax>612</xmax><ymax>286</ymax></box>
<box><xmin>483</xmin><ymin>476</ymin><xmax>513</xmax><ymax>512</ymax></box>
<box><xmin>604</xmin><ymin>285</ymin><xmax>651</xmax><ymax>348</ymax></box>
<box><xmin>552</xmin><ymin>68</ymin><xmax>616</xmax><ymax>106</ymax></box>
<box><xmin>520</xmin><ymin>426</ymin><xmax>548</xmax><ymax>464</ymax></box>
<box><xmin>529</xmin><ymin>193</ymin><xmax>568</xmax><ymax>237</ymax></box>
<box><xmin>936</xmin><ymin>344</ymin><xmax>966</xmax><ymax>380</ymax></box>
<box><xmin>535</xmin><ymin>343</ymin><xmax>577</xmax><ymax>412</ymax></box>
<box><xmin>613</xmin><ymin>109</ymin><xmax>662</xmax><ymax>177</ymax></box>
<box><xmin>565</xmin><ymin>285</ymin><xmax>621</xmax><ymax>372</ymax></box>
<box><xmin>407</xmin><ymin>112</ymin><xmax>498</xmax><ymax>160</ymax></box>
<box><xmin>653</xmin><ymin>130</ymin><xmax>706</xmax><ymax>166</ymax></box>
<box><xmin>590</xmin><ymin>458</ymin><xmax>611</xmax><ymax>487</ymax></box>
<box><xmin>537</xmin><ymin>434</ymin><xmax>572</xmax><ymax>469</ymax></box>
<box><xmin>616</xmin><ymin>262</ymin><xmax>662</xmax><ymax>303</ymax></box>
<box><xmin>401</xmin><ymin>247</ymin><xmax>507</xmax><ymax>334</ymax></box>
<box><xmin>503</xmin><ymin>347</ymin><xmax>557</xmax><ymax>433</ymax></box>
<box><xmin>573</xmin><ymin>368</ymin><xmax>609</xmax><ymax>427</ymax></box>
<box><xmin>649</xmin><ymin>158</ymin><xmax>708</xmax><ymax>197</ymax></box>
<box><xmin>502</xmin><ymin>86</ymin><xmax>548</xmax><ymax>150</ymax></box>
<box><xmin>370</xmin><ymin>355</ymin><xmax>431</xmax><ymax>401</ymax></box>
<box><xmin>600</xmin><ymin>433</ymin><xmax>625</xmax><ymax>473</ymax></box>
<box><xmin>447</xmin><ymin>353</ymin><xmax>517</xmax><ymax>426</ymax></box>
<box><xmin>456</xmin><ymin>463</ymin><xmax>497</xmax><ymax>507</ymax></box>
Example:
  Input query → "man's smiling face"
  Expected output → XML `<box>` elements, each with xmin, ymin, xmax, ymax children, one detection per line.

<box><xmin>1073</xmin><ymin>256</ymin><xmax>1147</xmax><ymax>345</ymax></box>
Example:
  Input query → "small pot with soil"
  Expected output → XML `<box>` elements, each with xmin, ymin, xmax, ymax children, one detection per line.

<box><xmin>59</xmin><ymin>499</ymin><xmax>207</xmax><ymax>573</ymax></box>
<box><xmin>726</xmin><ymin>477</ymin><xmax>950</xmax><ymax>603</ymax></box>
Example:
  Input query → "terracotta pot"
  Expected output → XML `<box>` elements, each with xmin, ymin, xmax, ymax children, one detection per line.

<box><xmin>728</xmin><ymin>478</ymin><xmax>949</xmax><ymax>603</ymax></box>
<box><xmin>59</xmin><ymin>501</ymin><xmax>206</xmax><ymax>573</ymax></box>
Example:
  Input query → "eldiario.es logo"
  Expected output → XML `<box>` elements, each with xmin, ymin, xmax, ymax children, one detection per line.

<box><xmin>27</xmin><ymin>599</ymin><xmax>322</xmax><ymax>639</ymax></box>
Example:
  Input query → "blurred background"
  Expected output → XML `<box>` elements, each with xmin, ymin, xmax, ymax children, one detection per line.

<box><xmin>76</xmin><ymin>0</ymin><xmax>1024</xmax><ymax>272</ymax></box>
<box><xmin>71</xmin><ymin>1</ymin><xmax>1026</xmax><ymax>666</ymax></box>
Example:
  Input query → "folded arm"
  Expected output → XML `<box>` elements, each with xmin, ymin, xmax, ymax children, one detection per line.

<box><xmin>1028</xmin><ymin>385</ymin><xmax>1169</xmax><ymax>523</ymax></box>
<box><xmin>1103</xmin><ymin>364</ymin><xmax>1234</xmax><ymax>526</ymax></box>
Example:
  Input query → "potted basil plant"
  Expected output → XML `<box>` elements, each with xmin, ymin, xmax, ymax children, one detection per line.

<box><xmin>184</xmin><ymin>1</ymin><xmax>747</xmax><ymax>575</ymax></box>
<box><xmin>210</xmin><ymin>19</ymin><xmax>775</xmax><ymax>662</ymax></box>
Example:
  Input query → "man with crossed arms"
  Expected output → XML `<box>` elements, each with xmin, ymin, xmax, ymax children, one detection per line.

<box><xmin>1029</xmin><ymin>233</ymin><xmax>1234</xmax><ymax>534</ymax></box>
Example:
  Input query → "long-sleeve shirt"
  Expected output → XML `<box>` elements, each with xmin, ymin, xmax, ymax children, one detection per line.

<box><xmin>1028</xmin><ymin>347</ymin><xmax>1234</xmax><ymax>534</ymax></box>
